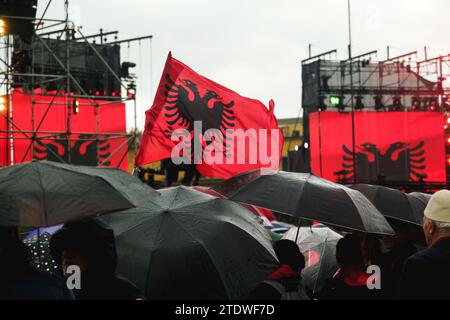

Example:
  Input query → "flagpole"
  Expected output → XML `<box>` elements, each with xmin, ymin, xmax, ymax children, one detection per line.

<box><xmin>348</xmin><ymin>0</ymin><xmax>357</xmax><ymax>183</ymax></box>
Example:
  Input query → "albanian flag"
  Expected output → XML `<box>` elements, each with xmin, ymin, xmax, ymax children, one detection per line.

<box><xmin>135</xmin><ymin>52</ymin><xmax>283</xmax><ymax>179</ymax></box>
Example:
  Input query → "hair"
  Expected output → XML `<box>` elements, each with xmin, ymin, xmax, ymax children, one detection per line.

<box><xmin>0</xmin><ymin>226</ymin><xmax>19</xmax><ymax>246</ymax></box>
<box><xmin>273</xmin><ymin>239</ymin><xmax>305</xmax><ymax>272</ymax></box>
<box><xmin>336</xmin><ymin>234</ymin><xmax>365</xmax><ymax>269</ymax></box>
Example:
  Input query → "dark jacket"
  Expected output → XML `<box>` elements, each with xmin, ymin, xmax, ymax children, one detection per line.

<box><xmin>50</xmin><ymin>219</ymin><xmax>143</xmax><ymax>300</ymax></box>
<box><xmin>373</xmin><ymin>241</ymin><xmax>417</xmax><ymax>299</ymax></box>
<box><xmin>318</xmin><ymin>268</ymin><xmax>383</xmax><ymax>300</ymax></box>
<box><xmin>397</xmin><ymin>237</ymin><xmax>450</xmax><ymax>300</ymax></box>
<box><xmin>0</xmin><ymin>239</ymin><xmax>74</xmax><ymax>300</ymax></box>
<box><xmin>248</xmin><ymin>264</ymin><xmax>310</xmax><ymax>300</ymax></box>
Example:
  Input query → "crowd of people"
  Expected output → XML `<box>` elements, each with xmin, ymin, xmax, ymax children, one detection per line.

<box><xmin>0</xmin><ymin>220</ymin><xmax>144</xmax><ymax>300</ymax></box>
<box><xmin>1</xmin><ymin>190</ymin><xmax>449</xmax><ymax>300</ymax></box>
<box><xmin>251</xmin><ymin>190</ymin><xmax>450</xmax><ymax>300</ymax></box>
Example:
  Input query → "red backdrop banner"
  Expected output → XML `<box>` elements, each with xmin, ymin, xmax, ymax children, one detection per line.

<box><xmin>309</xmin><ymin>111</ymin><xmax>446</xmax><ymax>183</ymax></box>
<box><xmin>1</xmin><ymin>91</ymin><xmax>128</xmax><ymax>170</ymax></box>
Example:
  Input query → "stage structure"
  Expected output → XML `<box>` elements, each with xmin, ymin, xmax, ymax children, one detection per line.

<box><xmin>0</xmin><ymin>0</ymin><xmax>152</xmax><ymax>170</ymax></box>
<box><xmin>301</xmin><ymin>48</ymin><xmax>450</xmax><ymax>191</ymax></box>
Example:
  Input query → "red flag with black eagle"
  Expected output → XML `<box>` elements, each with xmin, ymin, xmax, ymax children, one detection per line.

<box><xmin>135</xmin><ymin>52</ymin><xmax>283</xmax><ymax>179</ymax></box>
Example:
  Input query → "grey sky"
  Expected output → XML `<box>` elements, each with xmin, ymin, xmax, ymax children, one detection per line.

<box><xmin>38</xmin><ymin>0</ymin><xmax>450</xmax><ymax>130</ymax></box>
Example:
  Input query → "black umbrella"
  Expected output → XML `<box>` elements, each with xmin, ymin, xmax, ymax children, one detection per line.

<box><xmin>283</xmin><ymin>225</ymin><xmax>342</xmax><ymax>294</ymax></box>
<box><xmin>22</xmin><ymin>225</ymin><xmax>62</xmax><ymax>272</ymax></box>
<box><xmin>21</xmin><ymin>165</ymin><xmax>160</xmax><ymax>271</ymax></box>
<box><xmin>96</xmin><ymin>186</ymin><xmax>278</xmax><ymax>300</ymax></box>
<box><xmin>408</xmin><ymin>192</ymin><xmax>432</xmax><ymax>224</ymax></box>
<box><xmin>46</xmin><ymin>161</ymin><xmax>161</xmax><ymax>211</ymax></box>
<box><xmin>351</xmin><ymin>184</ymin><xmax>430</xmax><ymax>226</ymax></box>
<box><xmin>211</xmin><ymin>170</ymin><xmax>394</xmax><ymax>235</ymax></box>
<box><xmin>0</xmin><ymin>161</ymin><xmax>135</xmax><ymax>227</ymax></box>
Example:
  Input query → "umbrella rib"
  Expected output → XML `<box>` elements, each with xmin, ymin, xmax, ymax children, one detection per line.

<box><xmin>312</xmin><ymin>236</ymin><xmax>329</xmax><ymax>294</ymax></box>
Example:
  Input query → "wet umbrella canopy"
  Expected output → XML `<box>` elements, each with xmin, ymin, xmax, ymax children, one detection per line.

<box><xmin>212</xmin><ymin>170</ymin><xmax>394</xmax><ymax>235</ymax></box>
<box><xmin>20</xmin><ymin>165</ymin><xmax>159</xmax><ymax>270</ymax></box>
<box><xmin>44</xmin><ymin>162</ymin><xmax>161</xmax><ymax>210</ymax></box>
<box><xmin>351</xmin><ymin>184</ymin><xmax>431</xmax><ymax>226</ymax></box>
<box><xmin>283</xmin><ymin>225</ymin><xmax>342</xmax><ymax>294</ymax></box>
<box><xmin>96</xmin><ymin>186</ymin><xmax>278</xmax><ymax>300</ymax></box>
<box><xmin>0</xmin><ymin>161</ymin><xmax>135</xmax><ymax>227</ymax></box>
<box><xmin>408</xmin><ymin>192</ymin><xmax>431</xmax><ymax>225</ymax></box>
<box><xmin>23</xmin><ymin>225</ymin><xmax>62</xmax><ymax>272</ymax></box>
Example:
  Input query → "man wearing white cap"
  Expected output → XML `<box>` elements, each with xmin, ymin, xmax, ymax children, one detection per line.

<box><xmin>397</xmin><ymin>190</ymin><xmax>450</xmax><ymax>299</ymax></box>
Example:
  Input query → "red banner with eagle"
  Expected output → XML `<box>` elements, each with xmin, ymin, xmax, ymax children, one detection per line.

<box><xmin>2</xmin><ymin>90</ymin><xmax>128</xmax><ymax>170</ymax></box>
<box><xmin>136</xmin><ymin>52</ymin><xmax>283</xmax><ymax>179</ymax></box>
<box><xmin>309</xmin><ymin>111</ymin><xmax>446</xmax><ymax>183</ymax></box>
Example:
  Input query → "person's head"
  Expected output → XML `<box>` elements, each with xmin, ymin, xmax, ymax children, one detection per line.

<box><xmin>0</xmin><ymin>226</ymin><xmax>19</xmax><ymax>246</ymax></box>
<box><xmin>60</xmin><ymin>248</ymin><xmax>89</xmax><ymax>277</ymax></box>
<box><xmin>50</xmin><ymin>219</ymin><xmax>117</xmax><ymax>278</ymax></box>
<box><xmin>0</xmin><ymin>227</ymin><xmax>29</xmax><ymax>275</ymax></box>
<box><xmin>336</xmin><ymin>234</ymin><xmax>366</xmax><ymax>270</ymax></box>
<box><xmin>273</xmin><ymin>239</ymin><xmax>305</xmax><ymax>273</ymax></box>
<box><xmin>355</xmin><ymin>232</ymin><xmax>376</xmax><ymax>265</ymax></box>
<box><xmin>423</xmin><ymin>190</ymin><xmax>450</xmax><ymax>247</ymax></box>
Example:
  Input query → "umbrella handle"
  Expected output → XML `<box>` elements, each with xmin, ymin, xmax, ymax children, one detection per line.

<box><xmin>294</xmin><ymin>218</ymin><xmax>302</xmax><ymax>243</ymax></box>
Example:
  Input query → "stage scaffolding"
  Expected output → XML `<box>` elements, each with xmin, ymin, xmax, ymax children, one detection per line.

<box><xmin>300</xmin><ymin>48</ymin><xmax>450</xmax><ymax>188</ymax></box>
<box><xmin>0</xmin><ymin>0</ymin><xmax>152</xmax><ymax>169</ymax></box>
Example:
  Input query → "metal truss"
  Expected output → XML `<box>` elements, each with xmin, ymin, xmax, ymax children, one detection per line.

<box><xmin>0</xmin><ymin>0</ymin><xmax>152</xmax><ymax>169</ymax></box>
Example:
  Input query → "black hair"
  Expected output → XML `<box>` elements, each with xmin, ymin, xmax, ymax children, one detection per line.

<box><xmin>273</xmin><ymin>239</ymin><xmax>305</xmax><ymax>272</ymax></box>
<box><xmin>336</xmin><ymin>234</ymin><xmax>365</xmax><ymax>268</ymax></box>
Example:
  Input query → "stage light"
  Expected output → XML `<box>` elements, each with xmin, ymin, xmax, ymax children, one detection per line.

<box><xmin>411</xmin><ymin>97</ymin><xmax>421</xmax><ymax>111</ymax></box>
<box><xmin>355</xmin><ymin>96</ymin><xmax>364</xmax><ymax>110</ymax></box>
<box><xmin>447</xmin><ymin>137</ymin><xmax>450</xmax><ymax>144</ymax></box>
<box><xmin>294</xmin><ymin>145</ymin><xmax>299</xmax><ymax>151</ymax></box>
<box><xmin>318</xmin><ymin>96</ymin><xmax>327</xmax><ymax>111</ymax></box>
<box><xmin>72</xmin><ymin>99</ymin><xmax>79</xmax><ymax>115</ymax></box>
<box><xmin>374</xmin><ymin>95</ymin><xmax>384</xmax><ymax>111</ymax></box>
<box><xmin>0</xmin><ymin>96</ymin><xmax>6</xmax><ymax>111</ymax></box>
<box><xmin>443</xmin><ymin>95</ymin><xmax>450</xmax><ymax>112</ymax></box>
<box><xmin>0</xmin><ymin>19</ymin><xmax>5</xmax><ymax>35</ymax></box>
<box><xmin>303</xmin><ymin>142</ymin><xmax>309</xmax><ymax>149</ymax></box>
<box><xmin>332</xmin><ymin>95</ymin><xmax>346</xmax><ymax>111</ymax></box>
<box><xmin>329</xmin><ymin>95</ymin><xmax>340</xmax><ymax>106</ymax></box>
<box><xmin>392</xmin><ymin>96</ymin><xmax>403</xmax><ymax>111</ymax></box>
<box><xmin>426</xmin><ymin>97</ymin><xmax>439</xmax><ymax>111</ymax></box>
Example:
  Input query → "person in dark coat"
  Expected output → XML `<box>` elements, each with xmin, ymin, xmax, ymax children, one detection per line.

<box><xmin>50</xmin><ymin>219</ymin><xmax>144</xmax><ymax>300</ymax></box>
<box><xmin>318</xmin><ymin>234</ymin><xmax>382</xmax><ymax>300</ymax></box>
<box><xmin>248</xmin><ymin>239</ymin><xmax>310</xmax><ymax>300</ymax></box>
<box><xmin>371</xmin><ymin>220</ymin><xmax>417</xmax><ymax>299</ymax></box>
<box><xmin>397</xmin><ymin>190</ymin><xmax>450</xmax><ymax>300</ymax></box>
<box><xmin>0</xmin><ymin>226</ymin><xmax>74</xmax><ymax>300</ymax></box>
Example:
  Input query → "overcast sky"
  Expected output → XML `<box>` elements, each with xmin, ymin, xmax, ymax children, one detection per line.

<box><xmin>38</xmin><ymin>0</ymin><xmax>450</xmax><ymax>130</ymax></box>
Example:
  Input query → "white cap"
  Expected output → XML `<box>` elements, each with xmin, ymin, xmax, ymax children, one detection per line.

<box><xmin>424</xmin><ymin>190</ymin><xmax>450</xmax><ymax>223</ymax></box>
